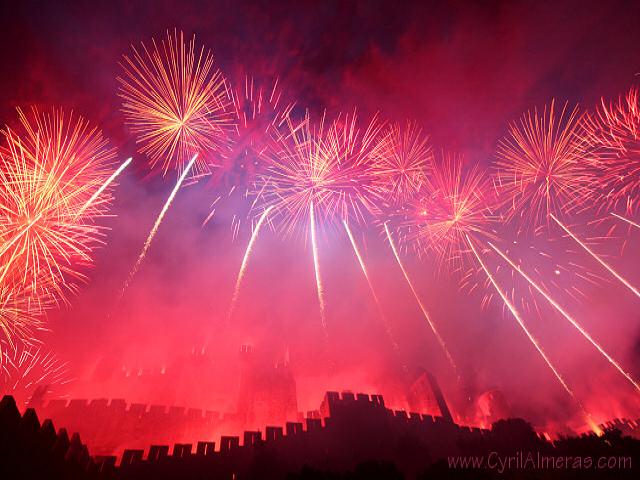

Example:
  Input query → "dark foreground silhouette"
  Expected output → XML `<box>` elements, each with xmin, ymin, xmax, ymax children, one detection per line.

<box><xmin>1</xmin><ymin>393</ymin><xmax>638</xmax><ymax>479</ymax></box>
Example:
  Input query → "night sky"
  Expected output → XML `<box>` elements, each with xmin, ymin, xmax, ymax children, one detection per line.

<box><xmin>2</xmin><ymin>0</ymin><xmax>640</xmax><ymax>432</ymax></box>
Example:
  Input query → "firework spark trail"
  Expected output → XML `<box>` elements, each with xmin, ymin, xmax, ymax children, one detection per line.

<box><xmin>310</xmin><ymin>202</ymin><xmax>327</xmax><ymax>332</ymax></box>
<box><xmin>121</xmin><ymin>154</ymin><xmax>197</xmax><ymax>296</ymax></box>
<box><xmin>550</xmin><ymin>214</ymin><xmax>640</xmax><ymax>299</ymax></box>
<box><xmin>228</xmin><ymin>206</ymin><xmax>274</xmax><ymax>319</ymax></box>
<box><xmin>466</xmin><ymin>236</ymin><xmax>591</xmax><ymax>411</ymax></box>
<box><xmin>488</xmin><ymin>241</ymin><xmax>640</xmax><ymax>393</ymax></box>
<box><xmin>384</xmin><ymin>222</ymin><xmax>458</xmax><ymax>375</ymax></box>
<box><xmin>0</xmin><ymin>214</ymin><xmax>43</xmax><ymax>259</ymax></box>
<box><xmin>343</xmin><ymin>220</ymin><xmax>400</xmax><ymax>354</ymax></box>
<box><xmin>611</xmin><ymin>212</ymin><xmax>640</xmax><ymax>230</ymax></box>
<box><xmin>76</xmin><ymin>157</ymin><xmax>132</xmax><ymax>218</ymax></box>
<box><xmin>1</xmin><ymin>341</ymin><xmax>71</xmax><ymax>405</ymax></box>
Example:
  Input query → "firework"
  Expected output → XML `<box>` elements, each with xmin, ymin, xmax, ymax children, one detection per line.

<box><xmin>0</xmin><ymin>281</ymin><xmax>47</xmax><ymax>348</ymax></box>
<box><xmin>310</xmin><ymin>201</ymin><xmax>327</xmax><ymax>332</ymax></box>
<box><xmin>550</xmin><ymin>214</ymin><xmax>640</xmax><ymax>299</ymax></box>
<box><xmin>228</xmin><ymin>205</ymin><xmax>274</xmax><ymax>319</ymax></box>
<box><xmin>495</xmin><ymin>101</ymin><xmax>595</xmax><ymax>226</ymax></box>
<box><xmin>384</xmin><ymin>222</ymin><xmax>459</xmax><ymax>376</ymax></box>
<box><xmin>204</xmin><ymin>76</ymin><xmax>293</xmax><ymax>238</ymax></box>
<box><xmin>119</xmin><ymin>30</ymin><xmax>232</xmax><ymax>175</ymax></box>
<box><xmin>256</xmin><ymin>112</ymin><xmax>330</xmax><ymax>236</ymax></box>
<box><xmin>401</xmin><ymin>153</ymin><xmax>497</xmax><ymax>272</ymax></box>
<box><xmin>371</xmin><ymin>120</ymin><xmax>432</xmax><ymax>208</ymax></box>
<box><xmin>467</xmin><ymin>236</ymin><xmax>598</xmax><ymax>428</ymax></box>
<box><xmin>257</xmin><ymin>111</ymin><xmax>383</xmax><ymax>236</ymax></box>
<box><xmin>584</xmin><ymin>87</ymin><xmax>640</xmax><ymax>214</ymax></box>
<box><xmin>488</xmin><ymin>240</ymin><xmax>640</xmax><ymax>392</ymax></box>
<box><xmin>344</xmin><ymin>220</ymin><xmax>400</xmax><ymax>355</ymax></box>
<box><xmin>120</xmin><ymin>154</ymin><xmax>197</xmax><ymax>297</ymax></box>
<box><xmin>0</xmin><ymin>108</ymin><xmax>116</xmax><ymax>301</ymax></box>
<box><xmin>214</xmin><ymin>75</ymin><xmax>293</xmax><ymax>187</ymax></box>
<box><xmin>611</xmin><ymin>212</ymin><xmax>640</xmax><ymax>230</ymax></box>
<box><xmin>0</xmin><ymin>340</ymin><xmax>71</xmax><ymax>406</ymax></box>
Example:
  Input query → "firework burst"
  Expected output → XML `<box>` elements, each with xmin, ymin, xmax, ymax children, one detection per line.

<box><xmin>204</xmin><ymin>75</ymin><xmax>294</xmax><ymax>237</ymax></box>
<box><xmin>584</xmin><ymin>87</ymin><xmax>640</xmax><ymax>214</ymax></box>
<box><xmin>0</xmin><ymin>108</ymin><xmax>116</xmax><ymax>302</ymax></box>
<box><xmin>0</xmin><ymin>340</ymin><xmax>71</xmax><ymax>406</ymax></box>
<box><xmin>371</xmin><ymin>120</ymin><xmax>432</xmax><ymax>208</ymax></box>
<box><xmin>256</xmin><ymin>110</ymin><xmax>383</xmax><ymax>236</ymax></box>
<box><xmin>215</xmin><ymin>75</ymin><xmax>293</xmax><ymax>188</ymax></box>
<box><xmin>119</xmin><ymin>30</ymin><xmax>233</xmax><ymax>175</ymax></box>
<box><xmin>0</xmin><ymin>281</ymin><xmax>48</xmax><ymax>348</ymax></box>
<box><xmin>401</xmin><ymin>153</ymin><xmax>497</xmax><ymax>272</ymax></box>
<box><xmin>495</xmin><ymin>101</ymin><xmax>595</xmax><ymax>227</ymax></box>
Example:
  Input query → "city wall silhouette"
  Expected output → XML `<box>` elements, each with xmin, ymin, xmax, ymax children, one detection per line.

<box><xmin>2</xmin><ymin>392</ymin><xmax>639</xmax><ymax>479</ymax></box>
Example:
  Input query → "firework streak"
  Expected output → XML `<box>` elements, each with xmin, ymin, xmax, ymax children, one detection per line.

<box><xmin>384</xmin><ymin>222</ymin><xmax>459</xmax><ymax>376</ymax></box>
<box><xmin>488</xmin><ymin>241</ymin><xmax>640</xmax><ymax>392</ymax></box>
<box><xmin>466</xmin><ymin>235</ymin><xmax>600</xmax><ymax>429</ymax></box>
<box><xmin>76</xmin><ymin>157</ymin><xmax>132</xmax><ymax>218</ymax></box>
<box><xmin>611</xmin><ymin>212</ymin><xmax>640</xmax><ymax>230</ymax></box>
<box><xmin>121</xmin><ymin>154</ymin><xmax>197</xmax><ymax>297</ymax></box>
<box><xmin>310</xmin><ymin>202</ymin><xmax>327</xmax><ymax>332</ymax></box>
<box><xmin>343</xmin><ymin>220</ymin><xmax>400</xmax><ymax>354</ymax></box>
<box><xmin>550</xmin><ymin>214</ymin><xmax>640</xmax><ymax>299</ymax></box>
<box><xmin>228</xmin><ymin>206</ymin><xmax>274</xmax><ymax>319</ymax></box>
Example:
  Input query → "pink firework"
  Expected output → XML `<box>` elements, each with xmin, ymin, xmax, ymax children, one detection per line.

<box><xmin>371</xmin><ymin>120</ymin><xmax>432</xmax><ymax>208</ymax></box>
<box><xmin>400</xmin><ymin>153</ymin><xmax>497</xmax><ymax>272</ymax></box>
<box><xmin>495</xmin><ymin>101</ymin><xmax>596</xmax><ymax>228</ymax></box>
<box><xmin>584</xmin><ymin>86</ymin><xmax>640</xmax><ymax>214</ymax></box>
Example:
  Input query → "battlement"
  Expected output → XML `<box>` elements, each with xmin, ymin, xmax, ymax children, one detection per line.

<box><xmin>0</xmin><ymin>395</ymin><xmax>97</xmax><ymax>476</ymax></box>
<box><xmin>4</xmin><ymin>392</ymin><xmax>637</xmax><ymax>479</ymax></box>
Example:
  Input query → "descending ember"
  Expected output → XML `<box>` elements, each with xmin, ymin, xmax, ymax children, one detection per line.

<box><xmin>467</xmin><ymin>237</ymin><xmax>600</xmax><ymax>433</ymax></box>
<box><xmin>118</xmin><ymin>30</ymin><xmax>233</xmax><ymax>176</ymax></box>
<box><xmin>343</xmin><ymin>219</ymin><xmax>400</xmax><ymax>355</ymax></box>
<box><xmin>488</xmin><ymin>240</ymin><xmax>640</xmax><ymax>392</ymax></box>
<box><xmin>384</xmin><ymin>222</ymin><xmax>459</xmax><ymax>377</ymax></box>
<box><xmin>0</xmin><ymin>108</ymin><xmax>116</xmax><ymax>303</ymax></box>
<box><xmin>550</xmin><ymin>213</ymin><xmax>640</xmax><ymax>299</ymax></box>
<box><xmin>495</xmin><ymin>101</ymin><xmax>595</xmax><ymax>227</ymax></box>
<box><xmin>310</xmin><ymin>201</ymin><xmax>327</xmax><ymax>332</ymax></box>
<box><xmin>0</xmin><ymin>340</ymin><xmax>71</xmax><ymax>407</ymax></box>
<box><xmin>611</xmin><ymin>211</ymin><xmax>640</xmax><ymax>229</ymax></box>
<box><xmin>371</xmin><ymin>120</ymin><xmax>432</xmax><ymax>209</ymax></box>
<box><xmin>585</xmin><ymin>87</ymin><xmax>640</xmax><ymax>214</ymax></box>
